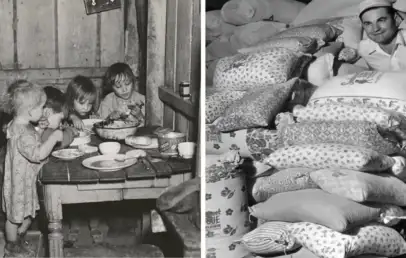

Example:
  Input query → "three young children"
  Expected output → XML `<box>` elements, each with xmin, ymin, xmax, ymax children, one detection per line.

<box><xmin>1</xmin><ymin>62</ymin><xmax>145</xmax><ymax>257</ymax></box>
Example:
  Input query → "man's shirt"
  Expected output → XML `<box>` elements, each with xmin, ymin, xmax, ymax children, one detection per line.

<box><xmin>358</xmin><ymin>29</ymin><xmax>406</xmax><ymax>71</ymax></box>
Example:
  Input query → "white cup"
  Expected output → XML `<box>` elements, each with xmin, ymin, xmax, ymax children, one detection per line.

<box><xmin>177</xmin><ymin>142</ymin><xmax>196</xmax><ymax>159</ymax></box>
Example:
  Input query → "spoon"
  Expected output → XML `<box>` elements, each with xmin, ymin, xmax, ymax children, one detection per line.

<box><xmin>114</xmin><ymin>156</ymin><xmax>138</xmax><ymax>162</ymax></box>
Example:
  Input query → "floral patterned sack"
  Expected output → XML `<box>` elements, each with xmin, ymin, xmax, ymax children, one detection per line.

<box><xmin>213</xmin><ymin>48</ymin><xmax>312</xmax><ymax>91</ymax></box>
<box><xmin>278</xmin><ymin>120</ymin><xmax>402</xmax><ymax>155</ymax></box>
<box><xmin>293</xmin><ymin>103</ymin><xmax>406</xmax><ymax>145</ymax></box>
<box><xmin>309</xmin><ymin>71</ymin><xmax>406</xmax><ymax>116</ymax></box>
<box><xmin>252</xmin><ymin>167</ymin><xmax>318</xmax><ymax>202</ymax></box>
<box><xmin>310</xmin><ymin>168</ymin><xmax>406</xmax><ymax>206</ymax></box>
<box><xmin>206</xmin><ymin>153</ymin><xmax>251</xmax><ymax>258</ymax></box>
<box><xmin>215</xmin><ymin>78</ymin><xmax>301</xmax><ymax>132</ymax></box>
<box><xmin>238</xmin><ymin>36</ymin><xmax>319</xmax><ymax>55</ymax></box>
<box><xmin>246</xmin><ymin>128</ymin><xmax>279</xmax><ymax>162</ymax></box>
<box><xmin>272</xmin><ymin>24</ymin><xmax>339</xmax><ymax>48</ymax></box>
<box><xmin>288</xmin><ymin>222</ymin><xmax>406</xmax><ymax>258</ymax></box>
<box><xmin>264</xmin><ymin>143</ymin><xmax>396</xmax><ymax>172</ymax></box>
<box><xmin>239</xmin><ymin>221</ymin><xmax>300</xmax><ymax>255</ymax></box>
<box><xmin>206</xmin><ymin>89</ymin><xmax>247</xmax><ymax>123</ymax></box>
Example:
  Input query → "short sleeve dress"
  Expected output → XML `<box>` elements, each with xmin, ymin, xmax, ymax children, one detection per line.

<box><xmin>97</xmin><ymin>91</ymin><xmax>145</xmax><ymax>124</ymax></box>
<box><xmin>2</xmin><ymin>121</ymin><xmax>44</xmax><ymax>223</ymax></box>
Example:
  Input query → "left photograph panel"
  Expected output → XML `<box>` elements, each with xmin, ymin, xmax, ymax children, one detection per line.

<box><xmin>0</xmin><ymin>0</ymin><xmax>201</xmax><ymax>257</ymax></box>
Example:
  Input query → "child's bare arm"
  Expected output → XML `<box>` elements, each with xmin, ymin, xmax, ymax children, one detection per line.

<box><xmin>18</xmin><ymin>130</ymin><xmax>63</xmax><ymax>162</ymax></box>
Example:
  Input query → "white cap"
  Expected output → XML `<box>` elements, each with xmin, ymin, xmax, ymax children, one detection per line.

<box><xmin>394</xmin><ymin>0</ymin><xmax>406</xmax><ymax>12</ymax></box>
<box><xmin>359</xmin><ymin>0</ymin><xmax>394</xmax><ymax>16</ymax></box>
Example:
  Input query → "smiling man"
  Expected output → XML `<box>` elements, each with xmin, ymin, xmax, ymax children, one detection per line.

<box><xmin>358</xmin><ymin>0</ymin><xmax>406</xmax><ymax>71</ymax></box>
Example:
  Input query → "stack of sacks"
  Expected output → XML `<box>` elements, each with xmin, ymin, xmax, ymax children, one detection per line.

<box><xmin>237</xmin><ymin>73</ymin><xmax>406</xmax><ymax>257</ymax></box>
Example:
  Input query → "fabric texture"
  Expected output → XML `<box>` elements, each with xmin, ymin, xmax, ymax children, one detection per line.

<box><xmin>249</xmin><ymin>189</ymin><xmax>382</xmax><ymax>232</ymax></box>
<box><xmin>308</xmin><ymin>71</ymin><xmax>406</xmax><ymax>116</ymax></box>
<box><xmin>278</xmin><ymin>120</ymin><xmax>401</xmax><ymax>155</ymax></box>
<box><xmin>240</xmin><ymin>221</ymin><xmax>300</xmax><ymax>255</ymax></box>
<box><xmin>206</xmin><ymin>10</ymin><xmax>237</xmax><ymax>41</ymax></box>
<box><xmin>272</xmin><ymin>24</ymin><xmax>339</xmax><ymax>48</ymax></box>
<box><xmin>310</xmin><ymin>168</ymin><xmax>406</xmax><ymax>206</ymax></box>
<box><xmin>206</xmin><ymin>89</ymin><xmax>247</xmax><ymax>123</ymax></box>
<box><xmin>329</xmin><ymin>16</ymin><xmax>363</xmax><ymax>49</ymax></box>
<box><xmin>252</xmin><ymin>167</ymin><xmax>318</xmax><ymax>202</ymax></box>
<box><xmin>213</xmin><ymin>48</ymin><xmax>312</xmax><ymax>91</ymax></box>
<box><xmin>215</xmin><ymin>78</ymin><xmax>300</xmax><ymax>131</ymax></box>
<box><xmin>245</xmin><ymin>128</ymin><xmax>279</xmax><ymax>162</ymax></box>
<box><xmin>238</xmin><ymin>36</ymin><xmax>318</xmax><ymax>55</ymax></box>
<box><xmin>3</xmin><ymin>122</ymin><xmax>44</xmax><ymax>223</ymax></box>
<box><xmin>288</xmin><ymin>222</ymin><xmax>406</xmax><ymax>258</ymax></box>
<box><xmin>264</xmin><ymin>143</ymin><xmax>396</xmax><ymax>172</ymax></box>
<box><xmin>313</xmin><ymin>42</ymin><xmax>344</xmax><ymax>58</ymax></box>
<box><xmin>305</xmin><ymin>53</ymin><xmax>334</xmax><ymax>87</ymax></box>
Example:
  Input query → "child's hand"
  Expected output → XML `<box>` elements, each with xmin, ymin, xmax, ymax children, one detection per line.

<box><xmin>108</xmin><ymin>111</ymin><xmax>122</xmax><ymax>120</ymax></box>
<box><xmin>71</xmin><ymin>115</ymin><xmax>84</xmax><ymax>130</ymax></box>
<box><xmin>38</xmin><ymin>117</ymin><xmax>49</xmax><ymax>129</ymax></box>
<box><xmin>70</xmin><ymin>127</ymin><xmax>80</xmax><ymax>137</ymax></box>
<box><xmin>129</xmin><ymin>105</ymin><xmax>143</xmax><ymax>117</ymax></box>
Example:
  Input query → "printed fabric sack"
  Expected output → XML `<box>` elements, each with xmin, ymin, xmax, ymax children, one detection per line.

<box><xmin>206</xmin><ymin>88</ymin><xmax>247</xmax><ymax>123</ymax></box>
<box><xmin>252</xmin><ymin>167</ymin><xmax>319</xmax><ymax>202</ymax></box>
<box><xmin>288</xmin><ymin>222</ymin><xmax>406</xmax><ymax>258</ymax></box>
<box><xmin>264</xmin><ymin>143</ymin><xmax>396</xmax><ymax>172</ymax></box>
<box><xmin>272</xmin><ymin>24</ymin><xmax>340</xmax><ymax>48</ymax></box>
<box><xmin>213</xmin><ymin>47</ymin><xmax>313</xmax><ymax>91</ymax></box>
<box><xmin>215</xmin><ymin>78</ymin><xmax>302</xmax><ymax>131</ymax></box>
<box><xmin>310</xmin><ymin>168</ymin><xmax>406</xmax><ymax>206</ymax></box>
<box><xmin>249</xmin><ymin>189</ymin><xmax>382</xmax><ymax>232</ymax></box>
<box><xmin>238</xmin><ymin>36</ymin><xmax>319</xmax><ymax>55</ymax></box>
<box><xmin>293</xmin><ymin>103</ymin><xmax>406</xmax><ymax>145</ymax></box>
<box><xmin>278</xmin><ymin>120</ymin><xmax>402</xmax><ymax>155</ymax></box>
<box><xmin>309</xmin><ymin>71</ymin><xmax>406</xmax><ymax>116</ymax></box>
<box><xmin>238</xmin><ymin>221</ymin><xmax>300</xmax><ymax>255</ymax></box>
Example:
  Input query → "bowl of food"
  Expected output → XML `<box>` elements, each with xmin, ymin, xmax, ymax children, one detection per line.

<box><xmin>94</xmin><ymin>119</ymin><xmax>140</xmax><ymax>140</ymax></box>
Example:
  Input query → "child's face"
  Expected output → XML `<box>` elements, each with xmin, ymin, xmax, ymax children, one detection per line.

<box><xmin>73</xmin><ymin>99</ymin><xmax>93</xmax><ymax>116</ymax></box>
<box><xmin>28</xmin><ymin>96</ymin><xmax>46</xmax><ymax>123</ymax></box>
<box><xmin>45</xmin><ymin>108</ymin><xmax>64</xmax><ymax>129</ymax></box>
<box><xmin>112</xmin><ymin>75</ymin><xmax>133</xmax><ymax>100</ymax></box>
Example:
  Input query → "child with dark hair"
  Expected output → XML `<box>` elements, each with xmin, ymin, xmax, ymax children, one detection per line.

<box><xmin>65</xmin><ymin>75</ymin><xmax>100</xmax><ymax>130</ymax></box>
<box><xmin>40</xmin><ymin>86</ymin><xmax>79</xmax><ymax>149</ymax></box>
<box><xmin>98</xmin><ymin>62</ymin><xmax>145</xmax><ymax>125</ymax></box>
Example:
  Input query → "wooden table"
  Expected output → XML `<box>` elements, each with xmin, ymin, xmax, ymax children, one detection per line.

<box><xmin>38</xmin><ymin>133</ymin><xmax>193</xmax><ymax>258</ymax></box>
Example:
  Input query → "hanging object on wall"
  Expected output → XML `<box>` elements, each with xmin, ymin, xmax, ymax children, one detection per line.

<box><xmin>83</xmin><ymin>0</ymin><xmax>121</xmax><ymax>15</ymax></box>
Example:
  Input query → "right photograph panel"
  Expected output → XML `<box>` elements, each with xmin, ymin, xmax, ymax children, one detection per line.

<box><xmin>205</xmin><ymin>0</ymin><xmax>406</xmax><ymax>257</ymax></box>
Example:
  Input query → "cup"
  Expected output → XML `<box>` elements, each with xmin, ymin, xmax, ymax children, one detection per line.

<box><xmin>99</xmin><ymin>142</ymin><xmax>121</xmax><ymax>155</ymax></box>
<box><xmin>177</xmin><ymin>142</ymin><xmax>196</xmax><ymax>159</ymax></box>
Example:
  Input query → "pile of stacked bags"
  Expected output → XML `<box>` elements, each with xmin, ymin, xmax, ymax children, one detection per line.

<box><xmin>205</xmin><ymin>2</ymin><xmax>406</xmax><ymax>258</ymax></box>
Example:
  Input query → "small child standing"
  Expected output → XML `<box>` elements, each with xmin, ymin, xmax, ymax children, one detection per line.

<box><xmin>65</xmin><ymin>75</ymin><xmax>100</xmax><ymax>130</ymax></box>
<box><xmin>98</xmin><ymin>62</ymin><xmax>145</xmax><ymax>125</ymax></box>
<box><xmin>2</xmin><ymin>80</ymin><xmax>63</xmax><ymax>257</ymax></box>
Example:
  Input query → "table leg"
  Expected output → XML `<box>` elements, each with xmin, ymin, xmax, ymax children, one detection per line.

<box><xmin>44</xmin><ymin>185</ymin><xmax>64</xmax><ymax>258</ymax></box>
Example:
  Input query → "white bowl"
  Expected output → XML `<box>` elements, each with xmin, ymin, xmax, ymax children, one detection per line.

<box><xmin>99</xmin><ymin>142</ymin><xmax>121</xmax><ymax>155</ymax></box>
<box><xmin>178</xmin><ymin>142</ymin><xmax>196</xmax><ymax>158</ymax></box>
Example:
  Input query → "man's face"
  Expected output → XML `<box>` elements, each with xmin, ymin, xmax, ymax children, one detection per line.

<box><xmin>361</xmin><ymin>7</ymin><xmax>398</xmax><ymax>44</ymax></box>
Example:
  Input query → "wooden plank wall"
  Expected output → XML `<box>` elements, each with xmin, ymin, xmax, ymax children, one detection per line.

<box><xmin>163</xmin><ymin>0</ymin><xmax>201</xmax><ymax>141</ymax></box>
<box><xmin>0</xmin><ymin>0</ymin><xmax>130</xmax><ymax>95</ymax></box>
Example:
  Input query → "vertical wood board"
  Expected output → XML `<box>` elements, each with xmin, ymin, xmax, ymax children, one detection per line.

<box><xmin>0</xmin><ymin>1</ymin><xmax>15</xmax><ymax>69</ymax></box>
<box><xmin>57</xmin><ymin>0</ymin><xmax>97</xmax><ymax>67</ymax></box>
<box><xmin>100</xmin><ymin>7</ymin><xmax>124</xmax><ymax>66</ymax></box>
<box><xmin>17</xmin><ymin>0</ymin><xmax>56</xmax><ymax>69</ymax></box>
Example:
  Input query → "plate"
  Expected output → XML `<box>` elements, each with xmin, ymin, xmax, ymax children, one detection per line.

<box><xmin>130</xmin><ymin>138</ymin><xmax>159</xmax><ymax>149</ymax></box>
<box><xmin>52</xmin><ymin>149</ymin><xmax>84</xmax><ymax>161</ymax></box>
<box><xmin>70</xmin><ymin>131</ymin><xmax>91</xmax><ymax>146</ymax></box>
<box><xmin>82</xmin><ymin>154</ymin><xmax>137</xmax><ymax>172</ymax></box>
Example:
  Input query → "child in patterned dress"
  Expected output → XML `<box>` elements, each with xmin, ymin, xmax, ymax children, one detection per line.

<box><xmin>65</xmin><ymin>75</ymin><xmax>100</xmax><ymax>130</ymax></box>
<box><xmin>98</xmin><ymin>62</ymin><xmax>145</xmax><ymax>125</ymax></box>
<box><xmin>2</xmin><ymin>80</ymin><xmax>63</xmax><ymax>257</ymax></box>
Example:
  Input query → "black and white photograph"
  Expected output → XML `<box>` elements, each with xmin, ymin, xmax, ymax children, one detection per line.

<box><xmin>0</xmin><ymin>0</ymin><xmax>201</xmax><ymax>257</ymax></box>
<box><xmin>205</xmin><ymin>0</ymin><xmax>406</xmax><ymax>257</ymax></box>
